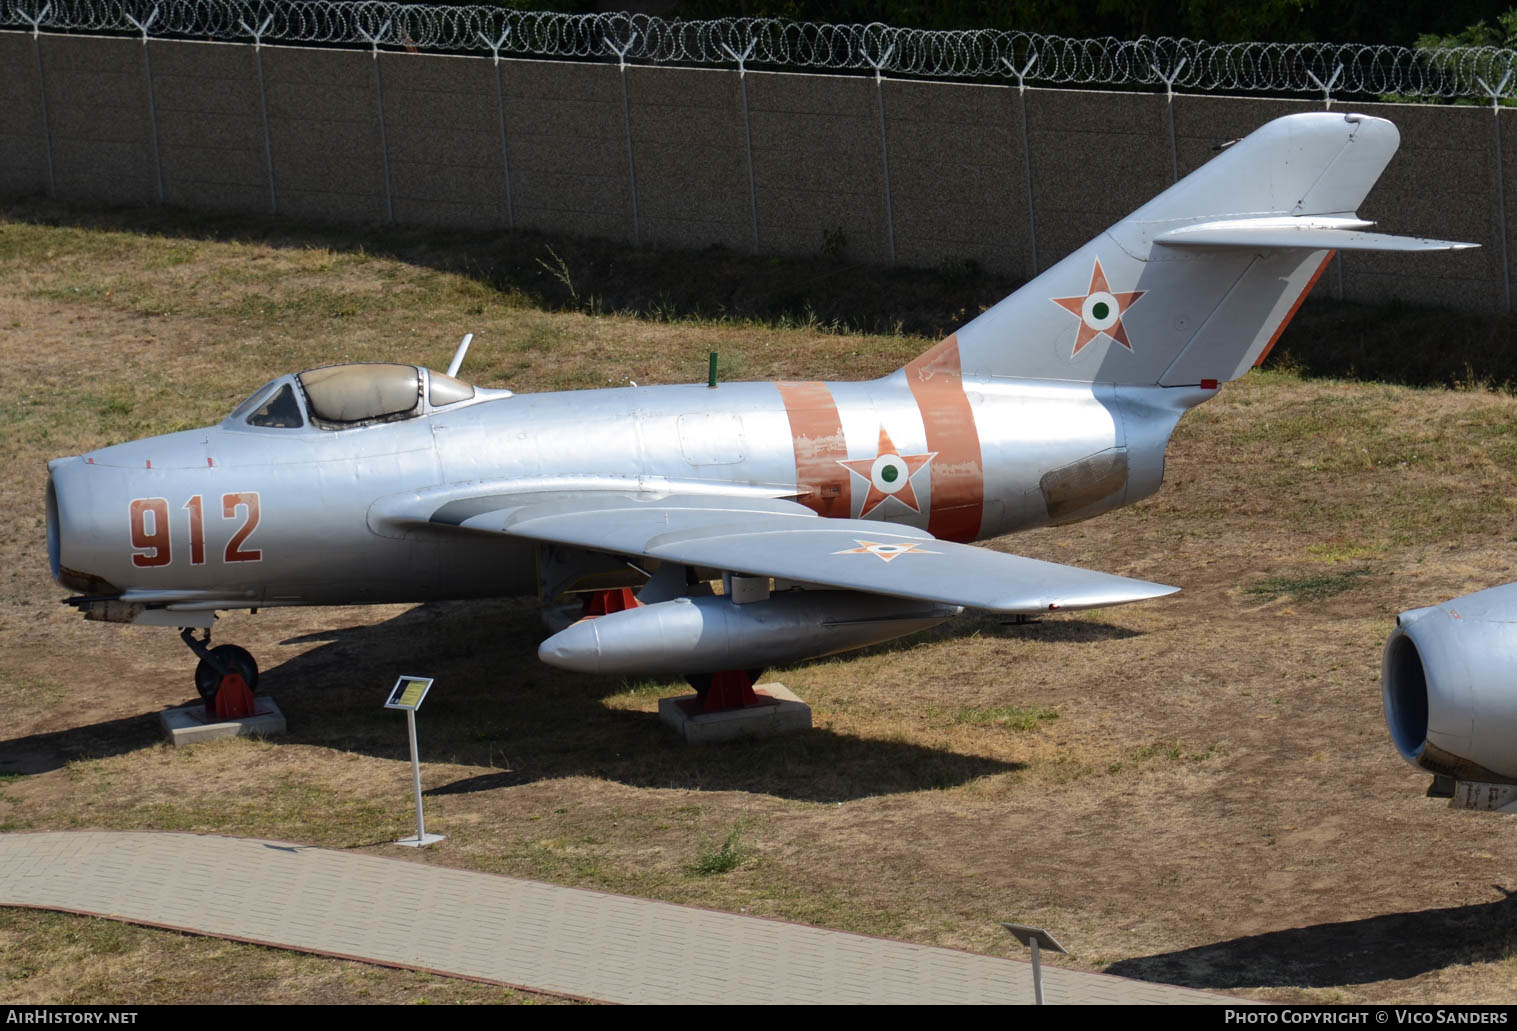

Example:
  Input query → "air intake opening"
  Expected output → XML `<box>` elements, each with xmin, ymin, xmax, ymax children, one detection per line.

<box><xmin>1383</xmin><ymin>630</ymin><xmax>1430</xmax><ymax>761</ymax></box>
<box><xmin>45</xmin><ymin>475</ymin><xmax>60</xmax><ymax>583</ymax></box>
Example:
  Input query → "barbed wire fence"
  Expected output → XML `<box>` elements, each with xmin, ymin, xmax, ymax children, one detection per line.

<box><xmin>3</xmin><ymin>1</ymin><xmax>1517</xmax><ymax>101</ymax></box>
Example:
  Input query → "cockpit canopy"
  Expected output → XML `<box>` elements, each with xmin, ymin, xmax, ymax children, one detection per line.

<box><xmin>228</xmin><ymin>363</ymin><xmax>479</xmax><ymax>431</ymax></box>
<box><xmin>301</xmin><ymin>363</ymin><xmax>420</xmax><ymax>425</ymax></box>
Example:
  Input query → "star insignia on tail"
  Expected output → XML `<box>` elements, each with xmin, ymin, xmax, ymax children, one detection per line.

<box><xmin>1051</xmin><ymin>258</ymin><xmax>1146</xmax><ymax>357</ymax></box>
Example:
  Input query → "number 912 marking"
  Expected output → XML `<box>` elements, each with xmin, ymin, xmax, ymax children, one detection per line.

<box><xmin>130</xmin><ymin>493</ymin><xmax>262</xmax><ymax>568</ymax></box>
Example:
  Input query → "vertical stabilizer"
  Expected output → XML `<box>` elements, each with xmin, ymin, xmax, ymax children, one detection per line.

<box><xmin>925</xmin><ymin>113</ymin><xmax>1473</xmax><ymax>387</ymax></box>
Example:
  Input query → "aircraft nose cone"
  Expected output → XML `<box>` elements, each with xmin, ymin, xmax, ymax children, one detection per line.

<box><xmin>46</xmin><ymin>456</ymin><xmax>114</xmax><ymax>595</ymax></box>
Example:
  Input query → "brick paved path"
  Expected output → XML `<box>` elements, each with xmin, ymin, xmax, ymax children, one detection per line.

<box><xmin>0</xmin><ymin>831</ymin><xmax>1232</xmax><ymax>1005</ymax></box>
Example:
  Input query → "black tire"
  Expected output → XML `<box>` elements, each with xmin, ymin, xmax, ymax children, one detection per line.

<box><xmin>194</xmin><ymin>644</ymin><xmax>259</xmax><ymax>703</ymax></box>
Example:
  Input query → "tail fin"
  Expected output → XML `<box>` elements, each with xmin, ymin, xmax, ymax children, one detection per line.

<box><xmin>939</xmin><ymin>112</ymin><xmax>1474</xmax><ymax>387</ymax></box>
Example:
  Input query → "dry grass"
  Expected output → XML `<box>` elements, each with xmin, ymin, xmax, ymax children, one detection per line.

<box><xmin>6</xmin><ymin>200</ymin><xmax>1517</xmax><ymax>1004</ymax></box>
<box><xmin>0</xmin><ymin>908</ymin><xmax>568</xmax><ymax>1004</ymax></box>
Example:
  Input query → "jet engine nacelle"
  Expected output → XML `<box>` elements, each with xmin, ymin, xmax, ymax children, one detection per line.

<box><xmin>1382</xmin><ymin>582</ymin><xmax>1517</xmax><ymax>785</ymax></box>
<box><xmin>538</xmin><ymin>590</ymin><xmax>962</xmax><ymax>676</ymax></box>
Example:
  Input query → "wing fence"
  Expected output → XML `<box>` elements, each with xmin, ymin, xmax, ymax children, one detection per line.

<box><xmin>2</xmin><ymin>2</ymin><xmax>1516</xmax><ymax>100</ymax></box>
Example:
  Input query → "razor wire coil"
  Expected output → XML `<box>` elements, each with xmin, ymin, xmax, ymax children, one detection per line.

<box><xmin>2</xmin><ymin>1</ymin><xmax>1515</xmax><ymax>100</ymax></box>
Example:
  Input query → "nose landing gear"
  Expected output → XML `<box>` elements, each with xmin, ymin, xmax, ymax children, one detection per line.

<box><xmin>180</xmin><ymin>627</ymin><xmax>259</xmax><ymax>717</ymax></box>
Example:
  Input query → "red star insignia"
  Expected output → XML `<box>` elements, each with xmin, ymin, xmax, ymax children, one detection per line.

<box><xmin>836</xmin><ymin>427</ymin><xmax>936</xmax><ymax>518</ymax></box>
<box><xmin>833</xmin><ymin>539</ymin><xmax>940</xmax><ymax>562</ymax></box>
<box><xmin>1051</xmin><ymin>258</ymin><xmax>1146</xmax><ymax>357</ymax></box>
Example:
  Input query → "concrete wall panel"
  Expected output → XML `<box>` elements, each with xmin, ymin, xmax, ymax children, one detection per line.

<box><xmin>746</xmin><ymin>71</ymin><xmax>889</xmax><ymax>262</ymax></box>
<box><xmin>1024</xmin><ymin>89</ymin><xmax>1172</xmax><ymax>266</ymax></box>
<box><xmin>37</xmin><ymin>35</ymin><xmax>154</xmax><ymax>204</ymax></box>
<box><xmin>626</xmin><ymin>66</ymin><xmax>748</xmax><ymax>248</ymax></box>
<box><xmin>497</xmin><ymin>59</ymin><xmax>632</xmax><ymax>243</ymax></box>
<box><xmin>257</xmin><ymin>45</ymin><xmax>386</xmax><ymax>222</ymax></box>
<box><xmin>373</xmin><ymin>53</ymin><xmax>507</xmax><ymax>228</ymax></box>
<box><xmin>884</xmin><ymin>78</ymin><xmax>1025</xmax><ymax>277</ymax></box>
<box><xmin>142</xmin><ymin>41</ymin><xmax>271</xmax><ymax>215</ymax></box>
<box><xmin>0</xmin><ymin>32</ymin><xmax>47</xmax><ymax>194</ymax></box>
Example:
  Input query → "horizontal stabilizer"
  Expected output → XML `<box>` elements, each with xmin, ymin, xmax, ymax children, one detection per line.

<box><xmin>1154</xmin><ymin>216</ymin><xmax>1477</xmax><ymax>252</ymax></box>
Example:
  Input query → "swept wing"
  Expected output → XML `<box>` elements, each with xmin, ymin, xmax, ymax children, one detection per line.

<box><xmin>374</xmin><ymin>489</ymin><xmax>1177</xmax><ymax>614</ymax></box>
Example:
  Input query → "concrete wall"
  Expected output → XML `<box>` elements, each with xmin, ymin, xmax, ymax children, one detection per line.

<box><xmin>627</xmin><ymin>65</ymin><xmax>748</xmax><ymax>251</ymax></box>
<box><xmin>500</xmin><ymin>59</ymin><xmax>632</xmax><ymax>240</ymax></box>
<box><xmin>38</xmin><ymin>35</ymin><xmax>157</xmax><ymax>204</ymax></box>
<box><xmin>0</xmin><ymin>32</ymin><xmax>50</xmax><ymax>196</ymax></box>
<box><xmin>887</xmin><ymin>78</ymin><xmax>1024</xmax><ymax>273</ymax></box>
<box><xmin>263</xmin><ymin>47</ymin><xmax>389</xmax><ymax>222</ymax></box>
<box><xmin>151</xmin><ymin>41</ymin><xmax>270</xmax><ymax>213</ymax></box>
<box><xmin>2</xmin><ymin>29</ymin><xmax>1513</xmax><ymax>315</ymax></box>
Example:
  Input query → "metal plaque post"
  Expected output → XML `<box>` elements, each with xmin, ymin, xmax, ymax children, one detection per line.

<box><xmin>1000</xmin><ymin>922</ymin><xmax>1068</xmax><ymax>1005</ymax></box>
<box><xmin>385</xmin><ymin>675</ymin><xmax>443</xmax><ymax>847</ymax></box>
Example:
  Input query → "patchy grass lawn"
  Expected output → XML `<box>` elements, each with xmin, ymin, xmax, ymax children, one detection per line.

<box><xmin>5</xmin><ymin>199</ymin><xmax>1517</xmax><ymax>1005</ymax></box>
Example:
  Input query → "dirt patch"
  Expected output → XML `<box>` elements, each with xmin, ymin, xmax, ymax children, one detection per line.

<box><xmin>4</xmin><ymin>207</ymin><xmax>1517</xmax><ymax>1004</ymax></box>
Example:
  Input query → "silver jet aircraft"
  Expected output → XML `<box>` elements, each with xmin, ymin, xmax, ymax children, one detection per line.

<box><xmin>46</xmin><ymin>112</ymin><xmax>1471</xmax><ymax>709</ymax></box>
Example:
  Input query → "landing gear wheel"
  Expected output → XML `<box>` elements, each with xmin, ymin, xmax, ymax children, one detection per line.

<box><xmin>195</xmin><ymin>644</ymin><xmax>259</xmax><ymax>704</ymax></box>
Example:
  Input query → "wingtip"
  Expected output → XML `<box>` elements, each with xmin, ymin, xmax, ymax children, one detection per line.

<box><xmin>1036</xmin><ymin>580</ymin><xmax>1181</xmax><ymax>613</ymax></box>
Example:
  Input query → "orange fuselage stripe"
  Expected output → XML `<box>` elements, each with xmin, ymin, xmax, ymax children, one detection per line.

<box><xmin>775</xmin><ymin>381</ymin><xmax>853</xmax><ymax>519</ymax></box>
<box><xmin>1253</xmin><ymin>250</ymin><xmax>1336</xmax><ymax>368</ymax></box>
<box><xmin>903</xmin><ymin>334</ymin><xmax>985</xmax><ymax>543</ymax></box>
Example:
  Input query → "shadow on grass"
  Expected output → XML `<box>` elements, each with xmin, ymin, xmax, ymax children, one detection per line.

<box><xmin>0</xmin><ymin>712</ymin><xmax>163</xmax><ymax>777</ymax></box>
<box><xmin>6</xmin><ymin>196</ymin><xmax>1516</xmax><ymax>390</ymax></box>
<box><xmin>267</xmin><ymin>600</ymin><xmax>1026</xmax><ymax>804</ymax></box>
<box><xmin>0</xmin><ymin>599</ymin><xmax>1030</xmax><ymax>801</ymax></box>
<box><xmin>0</xmin><ymin>197</ymin><xmax>1013</xmax><ymax>343</ymax></box>
<box><xmin>1105</xmin><ymin>889</ymin><xmax>1517</xmax><ymax>989</ymax></box>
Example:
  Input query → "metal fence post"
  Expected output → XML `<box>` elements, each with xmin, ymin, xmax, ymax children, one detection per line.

<box><xmin>1003</xmin><ymin>54</ymin><xmax>1039</xmax><ymax>276</ymax></box>
<box><xmin>479</xmin><ymin>29</ymin><xmax>515</xmax><ymax>228</ymax></box>
<box><xmin>1311</xmin><ymin>59</ymin><xmax>1345</xmax><ymax>310</ymax></box>
<box><xmin>358</xmin><ymin>22</ymin><xmax>395</xmax><ymax>223</ymax></box>
<box><xmin>125</xmin><ymin>7</ymin><xmax>163</xmax><ymax>204</ymax></box>
<box><xmin>865</xmin><ymin>45</ymin><xmax>896</xmax><ymax>264</ymax></box>
<box><xmin>1151</xmin><ymin>57</ymin><xmax>1186</xmax><ymax>184</ymax></box>
<box><xmin>608</xmin><ymin>32</ymin><xmax>640</xmax><ymax>246</ymax></box>
<box><xmin>240</xmin><ymin>15</ymin><xmax>277</xmax><ymax>214</ymax></box>
<box><xmin>1481</xmin><ymin>73</ymin><xmax>1513</xmax><ymax>314</ymax></box>
<box><xmin>722</xmin><ymin>40</ymin><xmax>759</xmax><ymax>249</ymax></box>
<box><xmin>1305</xmin><ymin>64</ymin><xmax>1343</xmax><ymax>111</ymax></box>
<box><xmin>21</xmin><ymin>3</ymin><xmax>54</xmax><ymax>197</ymax></box>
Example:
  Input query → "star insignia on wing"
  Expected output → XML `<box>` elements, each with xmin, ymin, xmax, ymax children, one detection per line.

<box><xmin>1051</xmin><ymin>258</ymin><xmax>1146</xmax><ymax>357</ymax></box>
<box><xmin>836</xmin><ymin>427</ymin><xmax>936</xmax><ymax>518</ymax></box>
<box><xmin>833</xmin><ymin>539</ymin><xmax>940</xmax><ymax>563</ymax></box>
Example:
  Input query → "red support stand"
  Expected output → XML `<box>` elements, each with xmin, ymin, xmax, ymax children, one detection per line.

<box><xmin>581</xmin><ymin>588</ymin><xmax>640</xmax><ymax>617</ymax></box>
<box><xmin>211</xmin><ymin>672</ymin><xmax>256</xmax><ymax>720</ymax></box>
<box><xmin>702</xmin><ymin>669</ymin><xmax>761</xmax><ymax>712</ymax></box>
<box><xmin>677</xmin><ymin>670</ymin><xmax>775</xmax><ymax>716</ymax></box>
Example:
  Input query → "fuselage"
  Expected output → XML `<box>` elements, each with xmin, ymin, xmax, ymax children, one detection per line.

<box><xmin>47</xmin><ymin>363</ymin><xmax>1209</xmax><ymax>610</ymax></box>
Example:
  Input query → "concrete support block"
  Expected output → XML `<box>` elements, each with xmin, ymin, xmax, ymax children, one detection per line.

<box><xmin>658</xmin><ymin>684</ymin><xmax>812</xmax><ymax>744</ymax></box>
<box><xmin>161</xmin><ymin>697</ymin><xmax>287</xmax><ymax>746</ymax></box>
